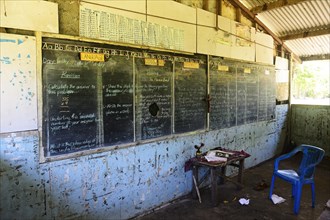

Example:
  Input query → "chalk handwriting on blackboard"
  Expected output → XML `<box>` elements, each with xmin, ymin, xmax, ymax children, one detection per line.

<box><xmin>174</xmin><ymin>60</ymin><xmax>207</xmax><ymax>133</ymax></box>
<box><xmin>135</xmin><ymin>58</ymin><xmax>172</xmax><ymax>140</ymax></box>
<box><xmin>209</xmin><ymin>57</ymin><xmax>276</xmax><ymax>130</ymax></box>
<box><xmin>102</xmin><ymin>55</ymin><xmax>134</xmax><ymax>145</ymax></box>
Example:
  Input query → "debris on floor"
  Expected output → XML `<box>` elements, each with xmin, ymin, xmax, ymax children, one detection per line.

<box><xmin>253</xmin><ymin>179</ymin><xmax>269</xmax><ymax>191</ymax></box>
<box><xmin>239</xmin><ymin>198</ymin><xmax>250</xmax><ymax>205</ymax></box>
<box><xmin>271</xmin><ymin>194</ymin><xmax>286</xmax><ymax>204</ymax></box>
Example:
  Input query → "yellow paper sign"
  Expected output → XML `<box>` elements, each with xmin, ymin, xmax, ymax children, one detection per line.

<box><xmin>158</xmin><ymin>59</ymin><xmax>165</xmax><ymax>66</ymax></box>
<box><xmin>80</xmin><ymin>52</ymin><xmax>104</xmax><ymax>62</ymax></box>
<box><xmin>145</xmin><ymin>58</ymin><xmax>158</xmax><ymax>66</ymax></box>
<box><xmin>183</xmin><ymin>62</ymin><xmax>199</xmax><ymax>69</ymax></box>
<box><xmin>244</xmin><ymin>68</ymin><xmax>251</xmax><ymax>73</ymax></box>
<box><xmin>218</xmin><ymin>65</ymin><xmax>229</xmax><ymax>71</ymax></box>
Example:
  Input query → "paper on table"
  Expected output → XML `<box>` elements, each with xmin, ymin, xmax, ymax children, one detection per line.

<box><xmin>205</xmin><ymin>150</ymin><xmax>228</xmax><ymax>162</ymax></box>
<box><xmin>271</xmin><ymin>194</ymin><xmax>286</xmax><ymax>204</ymax></box>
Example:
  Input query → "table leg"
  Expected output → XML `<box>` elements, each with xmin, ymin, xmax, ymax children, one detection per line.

<box><xmin>211</xmin><ymin>167</ymin><xmax>218</xmax><ymax>206</ymax></box>
<box><xmin>219</xmin><ymin>166</ymin><xmax>227</xmax><ymax>184</ymax></box>
<box><xmin>237</xmin><ymin>159</ymin><xmax>245</xmax><ymax>188</ymax></box>
<box><xmin>192</xmin><ymin>165</ymin><xmax>198</xmax><ymax>199</ymax></box>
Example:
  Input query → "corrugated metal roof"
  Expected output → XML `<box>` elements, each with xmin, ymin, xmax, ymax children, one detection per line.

<box><xmin>239</xmin><ymin>0</ymin><xmax>330</xmax><ymax>59</ymax></box>
<box><xmin>284</xmin><ymin>34</ymin><xmax>330</xmax><ymax>57</ymax></box>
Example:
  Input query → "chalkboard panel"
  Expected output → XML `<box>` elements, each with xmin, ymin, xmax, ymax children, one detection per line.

<box><xmin>135</xmin><ymin>58</ymin><xmax>172</xmax><ymax>140</ymax></box>
<box><xmin>209</xmin><ymin>60</ymin><xmax>236</xmax><ymax>129</ymax></box>
<box><xmin>228</xmin><ymin>73</ymin><xmax>237</xmax><ymax>127</ymax></box>
<box><xmin>245</xmin><ymin>65</ymin><xmax>258</xmax><ymax>123</ymax></box>
<box><xmin>174</xmin><ymin>61</ymin><xmax>207</xmax><ymax>133</ymax></box>
<box><xmin>102</xmin><ymin>56</ymin><xmax>134</xmax><ymax>145</ymax></box>
<box><xmin>258</xmin><ymin>66</ymin><xmax>268</xmax><ymax>121</ymax></box>
<box><xmin>266</xmin><ymin>67</ymin><xmax>276</xmax><ymax>120</ymax></box>
<box><xmin>236</xmin><ymin>65</ymin><xmax>247</xmax><ymax>126</ymax></box>
<box><xmin>42</xmin><ymin>49</ymin><xmax>99</xmax><ymax>155</ymax></box>
<box><xmin>209</xmin><ymin>58</ymin><xmax>275</xmax><ymax>129</ymax></box>
<box><xmin>42</xmin><ymin>38</ymin><xmax>137</xmax><ymax>156</ymax></box>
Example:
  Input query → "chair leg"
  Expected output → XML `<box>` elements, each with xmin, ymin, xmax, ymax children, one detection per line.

<box><xmin>292</xmin><ymin>184</ymin><xmax>296</xmax><ymax>198</ymax></box>
<box><xmin>294</xmin><ymin>183</ymin><xmax>302</xmax><ymax>215</ymax></box>
<box><xmin>311</xmin><ymin>182</ymin><xmax>315</xmax><ymax>208</ymax></box>
<box><xmin>269</xmin><ymin>174</ymin><xmax>276</xmax><ymax>200</ymax></box>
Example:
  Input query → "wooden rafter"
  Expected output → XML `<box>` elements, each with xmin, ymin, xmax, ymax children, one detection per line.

<box><xmin>203</xmin><ymin>0</ymin><xmax>209</xmax><ymax>11</ymax></box>
<box><xmin>300</xmin><ymin>54</ymin><xmax>330</xmax><ymax>61</ymax></box>
<box><xmin>250</xmin><ymin>0</ymin><xmax>310</xmax><ymax>14</ymax></box>
<box><xmin>280</xmin><ymin>28</ymin><xmax>330</xmax><ymax>41</ymax></box>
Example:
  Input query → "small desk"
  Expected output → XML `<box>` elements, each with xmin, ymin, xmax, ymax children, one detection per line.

<box><xmin>191</xmin><ymin>153</ymin><xmax>247</xmax><ymax>206</ymax></box>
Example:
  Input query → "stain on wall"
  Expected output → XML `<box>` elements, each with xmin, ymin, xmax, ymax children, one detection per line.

<box><xmin>47</xmin><ymin>0</ymin><xmax>79</xmax><ymax>36</ymax></box>
<box><xmin>0</xmin><ymin>105</ymin><xmax>288</xmax><ymax>219</ymax></box>
<box><xmin>291</xmin><ymin>104</ymin><xmax>330</xmax><ymax>156</ymax></box>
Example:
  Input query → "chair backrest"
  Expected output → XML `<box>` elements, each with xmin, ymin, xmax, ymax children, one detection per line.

<box><xmin>297</xmin><ymin>145</ymin><xmax>325</xmax><ymax>179</ymax></box>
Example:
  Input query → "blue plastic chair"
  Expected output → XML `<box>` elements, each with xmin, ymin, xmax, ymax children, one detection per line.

<box><xmin>269</xmin><ymin>144</ymin><xmax>325</xmax><ymax>215</ymax></box>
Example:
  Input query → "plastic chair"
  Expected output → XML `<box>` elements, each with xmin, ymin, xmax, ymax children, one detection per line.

<box><xmin>269</xmin><ymin>144</ymin><xmax>325</xmax><ymax>215</ymax></box>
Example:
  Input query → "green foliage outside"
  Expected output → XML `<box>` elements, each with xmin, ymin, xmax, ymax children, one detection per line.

<box><xmin>292</xmin><ymin>60</ymin><xmax>330</xmax><ymax>104</ymax></box>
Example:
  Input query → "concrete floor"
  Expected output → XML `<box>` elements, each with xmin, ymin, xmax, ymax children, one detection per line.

<box><xmin>135</xmin><ymin>155</ymin><xmax>330</xmax><ymax>220</ymax></box>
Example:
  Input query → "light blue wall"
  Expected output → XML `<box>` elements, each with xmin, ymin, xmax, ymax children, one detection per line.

<box><xmin>291</xmin><ymin>104</ymin><xmax>330</xmax><ymax>156</ymax></box>
<box><xmin>0</xmin><ymin>105</ymin><xmax>288</xmax><ymax>219</ymax></box>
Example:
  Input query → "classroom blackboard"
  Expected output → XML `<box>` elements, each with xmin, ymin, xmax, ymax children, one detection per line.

<box><xmin>102</xmin><ymin>56</ymin><xmax>134</xmax><ymax>145</ymax></box>
<box><xmin>174</xmin><ymin>60</ymin><xmax>207</xmax><ymax>133</ymax></box>
<box><xmin>135</xmin><ymin>58</ymin><xmax>172</xmax><ymax>140</ymax></box>
<box><xmin>209</xmin><ymin>60</ymin><xmax>237</xmax><ymax>129</ymax></box>
<box><xmin>209</xmin><ymin>57</ymin><xmax>276</xmax><ymax>130</ymax></box>
<box><xmin>42</xmin><ymin>37</ymin><xmax>276</xmax><ymax>157</ymax></box>
<box><xmin>42</xmin><ymin>49</ymin><xmax>99</xmax><ymax>155</ymax></box>
<box><xmin>42</xmin><ymin>38</ymin><xmax>136</xmax><ymax>156</ymax></box>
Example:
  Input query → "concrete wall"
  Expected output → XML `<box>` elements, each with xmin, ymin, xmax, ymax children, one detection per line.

<box><xmin>0</xmin><ymin>1</ymin><xmax>289</xmax><ymax>219</ymax></box>
<box><xmin>291</xmin><ymin>104</ymin><xmax>330</xmax><ymax>156</ymax></box>
<box><xmin>0</xmin><ymin>105</ymin><xmax>288</xmax><ymax>219</ymax></box>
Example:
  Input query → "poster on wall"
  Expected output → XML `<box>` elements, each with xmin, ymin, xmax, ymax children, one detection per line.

<box><xmin>0</xmin><ymin>33</ymin><xmax>37</xmax><ymax>133</ymax></box>
<box><xmin>79</xmin><ymin>2</ymin><xmax>184</xmax><ymax>51</ymax></box>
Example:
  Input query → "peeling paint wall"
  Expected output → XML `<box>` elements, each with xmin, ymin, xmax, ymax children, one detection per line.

<box><xmin>0</xmin><ymin>1</ymin><xmax>290</xmax><ymax>219</ymax></box>
<box><xmin>291</xmin><ymin>105</ymin><xmax>330</xmax><ymax>156</ymax></box>
<box><xmin>1</xmin><ymin>105</ymin><xmax>288</xmax><ymax>219</ymax></box>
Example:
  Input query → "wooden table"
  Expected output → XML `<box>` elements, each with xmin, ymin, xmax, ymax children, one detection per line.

<box><xmin>191</xmin><ymin>154</ymin><xmax>247</xmax><ymax>206</ymax></box>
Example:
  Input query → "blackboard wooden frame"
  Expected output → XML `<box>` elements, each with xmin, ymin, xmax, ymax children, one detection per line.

<box><xmin>37</xmin><ymin>33</ymin><xmax>276</xmax><ymax>163</ymax></box>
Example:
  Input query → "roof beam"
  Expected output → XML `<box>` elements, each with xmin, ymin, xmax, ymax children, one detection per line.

<box><xmin>300</xmin><ymin>54</ymin><xmax>330</xmax><ymax>61</ymax></box>
<box><xmin>280</xmin><ymin>28</ymin><xmax>330</xmax><ymax>41</ymax></box>
<box><xmin>251</xmin><ymin>0</ymin><xmax>309</xmax><ymax>14</ymax></box>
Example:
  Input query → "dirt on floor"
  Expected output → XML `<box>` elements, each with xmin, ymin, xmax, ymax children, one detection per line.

<box><xmin>135</xmin><ymin>155</ymin><xmax>330</xmax><ymax>220</ymax></box>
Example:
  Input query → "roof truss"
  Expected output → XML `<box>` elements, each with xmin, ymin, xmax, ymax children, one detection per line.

<box><xmin>250</xmin><ymin>0</ymin><xmax>310</xmax><ymax>14</ymax></box>
<box><xmin>300</xmin><ymin>54</ymin><xmax>330</xmax><ymax>61</ymax></box>
<box><xmin>280</xmin><ymin>28</ymin><xmax>330</xmax><ymax>41</ymax></box>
